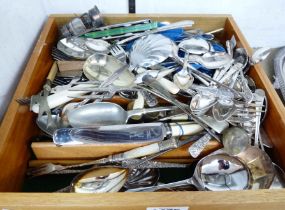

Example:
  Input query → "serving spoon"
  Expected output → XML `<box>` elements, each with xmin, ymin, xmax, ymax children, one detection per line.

<box><xmin>67</xmin><ymin>102</ymin><xmax>178</xmax><ymax>127</ymax></box>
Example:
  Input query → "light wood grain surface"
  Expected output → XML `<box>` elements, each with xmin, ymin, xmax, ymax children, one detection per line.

<box><xmin>0</xmin><ymin>190</ymin><xmax>285</xmax><ymax>209</ymax></box>
<box><xmin>31</xmin><ymin>140</ymin><xmax>221</xmax><ymax>159</ymax></box>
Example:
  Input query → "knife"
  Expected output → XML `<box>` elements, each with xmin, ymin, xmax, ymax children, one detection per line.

<box><xmin>53</xmin><ymin>122</ymin><xmax>203</xmax><ymax>146</ymax></box>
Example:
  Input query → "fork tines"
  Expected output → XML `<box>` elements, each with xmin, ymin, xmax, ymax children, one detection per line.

<box><xmin>52</xmin><ymin>47</ymin><xmax>74</xmax><ymax>61</ymax></box>
<box><xmin>16</xmin><ymin>98</ymin><xmax>31</xmax><ymax>105</ymax></box>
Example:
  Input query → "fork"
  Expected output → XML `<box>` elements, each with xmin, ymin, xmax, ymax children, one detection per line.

<box><xmin>68</xmin><ymin>86</ymin><xmax>138</xmax><ymax>100</ymax></box>
<box><xmin>16</xmin><ymin>76</ymin><xmax>76</xmax><ymax>105</ymax></box>
<box><xmin>109</xmin><ymin>44</ymin><xmax>127</xmax><ymax>63</ymax></box>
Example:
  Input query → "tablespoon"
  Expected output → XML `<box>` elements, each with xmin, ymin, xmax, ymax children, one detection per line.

<box><xmin>127</xmin><ymin>154</ymin><xmax>252</xmax><ymax>192</ymax></box>
<box><xmin>67</xmin><ymin>102</ymin><xmax>178</xmax><ymax>127</ymax></box>
<box><xmin>132</xmin><ymin>35</ymin><xmax>241</xmax><ymax>98</ymax></box>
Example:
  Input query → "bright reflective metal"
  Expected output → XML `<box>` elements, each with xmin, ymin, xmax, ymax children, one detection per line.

<box><xmin>67</xmin><ymin>102</ymin><xmax>177</xmax><ymax>127</ymax></box>
<box><xmin>83</xmin><ymin>53</ymin><xmax>135</xmax><ymax>87</ymax></box>
<box><xmin>70</xmin><ymin>167</ymin><xmax>128</xmax><ymax>193</ymax></box>
<box><xmin>124</xmin><ymin>168</ymin><xmax>160</xmax><ymax>189</ymax></box>
<box><xmin>178</xmin><ymin>37</ymin><xmax>210</xmax><ymax>55</ymax></box>
<box><xmin>129</xmin><ymin>34</ymin><xmax>173</xmax><ymax>68</ymax></box>
<box><xmin>127</xmin><ymin>154</ymin><xmax>252</xmax><ymax>192</ymax></box>
<box><xmin>222</xmin><ymin>127</ymin><xmax>250</xmax><ymax>156</ymax></box>
<box><xmin>237</xmin><ymin>146</ymin><xmax>275</xmax><ymax>189</ymax></box>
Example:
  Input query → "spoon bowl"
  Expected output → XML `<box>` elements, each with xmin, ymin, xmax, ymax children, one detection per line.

<box><xmin>222</xmin><ymin>127</ymin><xmax>251</xmax><ymax>156</ymax></box>
<box><xmin>83</xmin><ymin>53</ymin><xmax>135</xmax><ymax>87</ymax></box>
<box><xmin>178</xmin><ymin>38</ymin><xmax>210</xmax><ymax>55</ymax></box>
<box><xmin>237</xmin><ymin>146</ymin><xmax>275</xmax><ymax>189</ymax></box>
<box><xmin>71</xmin><ymin>167</ymin><xmax>128</xmax><ymax>193</ymax></box>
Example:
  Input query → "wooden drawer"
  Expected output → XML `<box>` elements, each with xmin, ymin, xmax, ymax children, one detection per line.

<box><xmin>0</xmin><ymin>14</ymin><xmax>285</xmax><ymax>209</ymax></box>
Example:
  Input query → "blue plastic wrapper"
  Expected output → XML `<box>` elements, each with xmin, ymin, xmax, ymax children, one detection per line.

<box><xmin>211</xmin><ymin>42</ymin><xmax>226</xmax><ymax>52</ymax></box>
<box><xmin>190</xmin><ymin>63</ymin><xmax>214</xmax><ymax>77</ymax></box>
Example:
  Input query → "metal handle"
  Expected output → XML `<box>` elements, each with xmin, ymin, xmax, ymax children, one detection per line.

<box><xmin>126</xmin><ymin>106</ymin><xmax>177</xmax><ymax>119</ymax></box>
<box><xmin>188</xmin><ymin>133</ymin><xmax>212</xmax><ymax>158</ymax></box>
<box><xmin>127</xmin><ymin>179</ymin><xmax>192</xmax><ymax>192</ymax></box>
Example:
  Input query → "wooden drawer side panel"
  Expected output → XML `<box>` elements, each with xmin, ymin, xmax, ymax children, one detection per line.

<box><xmin>0</xmin><ymin>18</ymin><xmax>58</xmax><ymax>191</ymax></box>
<box><xmin>224</xmin><ymin>17</ymin><xmax>285</xmax><ymax>169</ymax></box>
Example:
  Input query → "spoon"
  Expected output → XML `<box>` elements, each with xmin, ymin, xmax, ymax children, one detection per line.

<box><xmin>83</xmin><ymin>53</ymin><xmax>135</xmax><ymax>87</ymax></box>
<box><xmin>67</xmin><ymin>102</ymin><xmax>178</xmax><ymax>127</ymax></box>
<box><xmin>188</xmin><ymin>52</ymin><xmax>232</xmax><ymax>70</ymax></box>
<box><xmin>70</xmin><ymin>167</ymin><xmax>128</xmax><ymax>193</ymax></box>
<box><xmin>173</xmin><ymin>53</ymin><xmax>194</xmax><ymax>90</ymax></box>
<box><xmin>237</xmin><ymin>146</ymin><xmax>275</xmax><ymax>189</ymax></box>
<box><xmin>178</xmin><ymin>38</ymin><xmax>210</xmax><ymax>55</ymax></box>
<box><xmin>190</xmin><ymin>93</ymin><xmax>217</xmax><ymax>116</ymax></box>
<box><xmin>222</xmin><ymin>127</ymin><xmax>251</xmax><ymax>156</ymax></box>
<box><xmin>250</xmin><ymin>47</ymin><xmax>271</xmax><ymax>65</ymax></box>
<box><xmin>62</xmin><ymin>168</ymin><xmax>159</xmax><ymax>193</ymax></box>
<box><xmin>127</xmin><ymin>154</ymin><xmax>252</xmax><ymax>192</ymax></box>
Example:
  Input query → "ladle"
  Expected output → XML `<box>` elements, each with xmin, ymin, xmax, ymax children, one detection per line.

<box><xmin>237</xmin><ymin>146</ymin><xmax>275</xmax><ymax>189</ymax></box>
<box><xmin>127</xmin><ymin>154</ymin><xmax>252</xmax><ymax>192</ymax></box>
